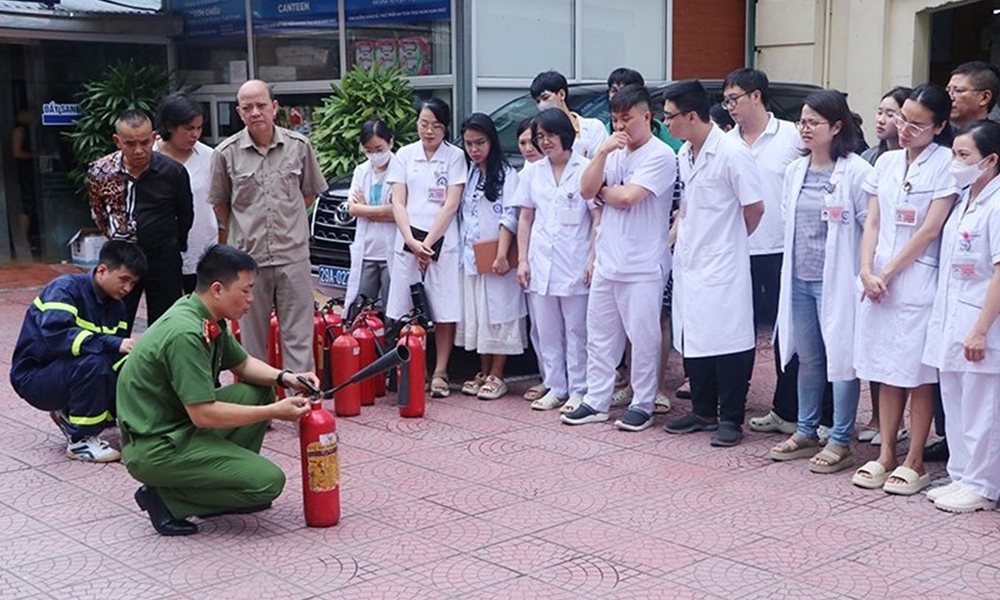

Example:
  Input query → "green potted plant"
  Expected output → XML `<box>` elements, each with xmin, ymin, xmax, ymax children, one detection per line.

<box><xmin>63</xmin><ymin>60</ymin><xmax>172</xmax><ymax>192</ymax></box>
<box><xmin>311</xmin><ymin>66</ymin><xmax>419</xmax><ymax>179</ymax></box>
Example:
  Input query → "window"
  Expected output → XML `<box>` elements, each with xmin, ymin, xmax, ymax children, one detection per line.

<box><xmin>476</xmin><ymin>0</ymin><xmax>572</xmax><ymax>78</ymax></box>
<box><xmin>580</xmin><ymin>0</ymin><xmax>665</xmax><ymax>80</ymax></box>
<box><xmin>253</xmin><ymin>0</ymin><xmax>340</xmax><ymax>82</ymax></box>
<box><xmin>345</xmin><ymin>0</ymin><xmax>452</xmax><ymax>76</ymax></box>
<box><xmin>173</xmin><ymin>0</ymin><xmax>249</xmax><ymax>85</ymax></box>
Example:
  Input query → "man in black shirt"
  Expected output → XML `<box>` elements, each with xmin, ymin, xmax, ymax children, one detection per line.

<box><xmin>88</xmin><ymin>109</ymin><xmax>194</xmax><ymax>332</ymax></box>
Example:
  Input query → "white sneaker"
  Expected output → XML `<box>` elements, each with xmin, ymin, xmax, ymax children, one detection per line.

<box><xmin>934</xmin><ymin>486</ymin><xmax>996</xmax><ymax>513</ymax></box>
<box><xmin>748</xmin><ymin>411</ymin><xmax>796</xmax><ymax>434</ymax></box>
<box><xmin>559</xmin><ymin>395</ymin><xmax>584</xmax><ymax>414</ymax></box>
<box><xmin>66</xmin><ymin>436</ymin><xmax>121</xmax><ymax>463</ymax></box>
<box><xmin>926</xmin><ymin>480</ymin><xmax>961</xmax><ymax>503</ymax></box>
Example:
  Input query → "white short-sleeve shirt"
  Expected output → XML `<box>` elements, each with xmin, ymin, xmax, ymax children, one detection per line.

<box><xmin>574</xmin><ymin>115</ymin><xmax>610</xmax><ymax>160</ymax></box>
<box><xmin>595</xmin><ymin>136</ymin><xmax>676</xmax><ymax>282</ymax></box>
<box><xmin>728</xmin><ymin>114</ymin><xmax>801</xmax><ymax>256</ymax></box>
<box><xmin>386</xmin><ymin>141</ymin><xmax>467</xmax><ymax>251</ymax></box>
<box><xmin>511</xmin><ymin>154</ymin><xmax>593</xmax><ymax>296</ymax></box>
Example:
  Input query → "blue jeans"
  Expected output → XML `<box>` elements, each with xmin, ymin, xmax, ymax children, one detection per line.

<box><xmin>791</xmin><ymin>277</ymin><xmax>860</xmax><ymax>446</ymax></box>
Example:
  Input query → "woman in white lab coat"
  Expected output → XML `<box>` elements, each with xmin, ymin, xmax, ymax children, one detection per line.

<box><xmin>922</xmin><ymin>120</ymin><xmax>1000</xmax><ymax>513</ymax></box>
<box><xmin>386</xmin><ymin>98</ymin><xmax>467</xmax><ymax>397</ymax></box>
<box><xmin>851</xmin><ymin>84</ymin><xmax>959</xmax><ymax>495</ymax></box>
<box><xmin>770</xmin><ymin>90</ymin><xmax>872</xmax><ymax>473</ymax></box>
<box><xmin>456</xmin><ymin>113</ymin><xmax>527</xmax><ymax>400</ymax></box>
<box><xmin>344</xmin><ymin>119</ymin><xmax>398</xmax><ymax>312</ymax></box>
<box><xmin>513</xmin><ymin>108</ymin><xmax>599</xmax><ymax>412</ymax></box>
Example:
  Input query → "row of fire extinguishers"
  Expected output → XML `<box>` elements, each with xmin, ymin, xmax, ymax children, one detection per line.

<box><xmin>260</xmin><ymin>296</ymin><xmax>432</xmax><ymax>528</ymax></box>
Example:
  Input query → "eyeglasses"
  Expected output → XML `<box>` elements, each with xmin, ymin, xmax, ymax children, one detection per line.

<box><xmin>721</xmin><ymin>91</ymin><xmax>751</xmax><ymax>109</ymax></box>
<box><xmin>417</xmin><ymin>120</ymin><xmax>445</xmax><ymax>133</ymax></box>
<box><xmin>663</xmin><ymin>110</ymin><xmax>692</xmax><ymax>121</ymax></box>
<box><xmin>892</xmin><ymin>113</ymin><xmax>932</xmax><ymax>135</ymax></box>
<box><xmin>946</xmin><ymin>86</ymin><xmax>984</xmax><ymax>96</ymax></box>
<box><xmin>795</xmin><ymin>119</ymin><xmax>829</xmax><ymax>131</ymax></box>
<box><xmin>532</xmin><ymin>131</ymin><xmax>559</xmax><ymax>144</ymax></box>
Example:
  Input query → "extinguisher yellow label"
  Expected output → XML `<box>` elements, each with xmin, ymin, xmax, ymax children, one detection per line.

<box><xmin>306</xmin><ymin>435</ymin><xmax>340</xmax><ymax>492</ymax></box>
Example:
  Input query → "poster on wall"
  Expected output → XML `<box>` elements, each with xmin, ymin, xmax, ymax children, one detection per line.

<box><xmin>345</xmin><ymin>0</ymin><xmax>449</xmax><ymax>25</ymax></box>
<box><xmin>171</xmin><ymin>0</ymin><xmax>246</xmax><ymax>37</ymax></box>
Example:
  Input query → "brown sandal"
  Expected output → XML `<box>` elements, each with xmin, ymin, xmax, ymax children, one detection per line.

<box><xmin>766</xmin><ymin>433</ymin><xmax>822</xmax><ymax>462</ymax></box>
<box><xmin>430</xmin><ymin>372</ymin><xmax>451</xmax><ymax>398</ymax></box>
<box><xmin>809</xmin><ymin>443</ymin><xmax>853</xmax><ymax>474</ymax></box>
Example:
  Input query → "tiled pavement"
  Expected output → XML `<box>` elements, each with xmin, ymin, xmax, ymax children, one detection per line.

<box><xmin>1</xmin><ymin>264</ymin><xmax>998</xmax><ymax>599</ymax></box>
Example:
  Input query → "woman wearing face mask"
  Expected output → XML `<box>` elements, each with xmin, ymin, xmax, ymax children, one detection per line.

<box><xmin>922</xmin><ymin>120</ymin><xmax>1000</xmax><ymax>513</ymax></box>
<box><xmin>768</xmin><ymin>90</ymin><xmax>873</xmax><ymax>473</ymax></box>
<box><xmin>861</xmin><ymin>87</ymin><xmax>912</xmax><ymax>167</ymax></box>
<box><xmin>344</xmin><ymin>119</ymin><xmax>398</xmax><ymax>311</ymax></box>
<box><xmin>851</xmin><ymin>84</ymin><xmax>959</xmax><ymax>495</ymax></box>
<box><xmin>386</xmin><ymin>98</ymin><xmax>467</xmax><ymax>398</ymax></box>
<box><xmin>513</xmin><ymin>108</ymin><xmax>599</xmax><ymax>412</ymax></box>
<box><xmin>456</xmin><ymin>114</ymin><xmax>527</xmax><ymax>400</ymax></box>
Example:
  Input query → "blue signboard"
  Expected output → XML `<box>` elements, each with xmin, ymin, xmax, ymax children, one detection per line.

<box><xmin>252</xmin><ymin>0</ymin><xmax>337</xmax><ymax>34</ymax></box>
<box><xmin>172</xmin><ymin>0</ymin><xmax>246</xmax><ymax>38</ymax></box>
<box><xmin>345</xmin><ymin>0</ymin><xmax>449</xmax><ymax>24</ymax></box>
<box><xmin>41</xmin><ymin>102</ymin><xmax>81</xmax><ymax>127</ymax></box>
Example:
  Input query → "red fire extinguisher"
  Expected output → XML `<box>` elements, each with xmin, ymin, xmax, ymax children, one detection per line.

<box><xmin>397</xmin><ymin>322</ymin><xmax>427</xmax><ymax>418</ymax></box>
<box><xmin>358</xmin><ymin>312</ymin><xmax>387</xmax><ymax>397</ymax></box>
<box><xmin>268</xmin><ymin>312</ymin><xmax>284</xmax><ymax>399</ymax></box>
<box><xmin>299</xmin><ymin>397</ymin><xmax>340</xmax><ymax>527</ymax></box>
<box><xmin>352</xmin><ymin>322</ymin><xmax>377</xmax><ymax>406</ymax></box>
<box><xmin>312</xmin><ymin>305</ymin><xmax>329</xmax><ymax>390</ymax></box>
<box><xmin>329</xmin><ymin>329</ymin><xmax>361</xmax><ymax>417</ymax></box>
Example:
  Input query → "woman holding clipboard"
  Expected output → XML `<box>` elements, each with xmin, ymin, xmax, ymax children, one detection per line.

<box><xmin>455</xmin><ymin>113</ymin><xmax>527</xmax><ymax>400</ymax></box>
<box><xmin>386</xmin><ymin>98</ymin><xmax>467</xmax><ymax>397</ymax></box>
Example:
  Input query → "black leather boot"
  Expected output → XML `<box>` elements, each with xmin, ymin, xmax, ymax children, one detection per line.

<box><xmin>134</xmin><ymin>485</ymin><xmax>198</xmax><ymax>536</ymax></box>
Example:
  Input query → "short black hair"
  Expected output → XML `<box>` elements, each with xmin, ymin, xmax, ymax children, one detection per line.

<box><xmin>956</xmin><ymin>119</ymin><xmax>1000</xmax><ymax>164</ymax></box>
<box><xmin>607</xmin><ymin>67</ymin><xmax>645</xmax><ymax>90</ymax></box>
<box><xmin>910</xmin><ymin>83</ymin><xmax>954</xmax><ymax>147</ymax></box>
<box><xmin>723</xmin><ymin>68</ymin><xmax>771</xmax><ymax>105</ymax></box>
<box><xmin>155</xmin><ymin>92</ymin><xmax>203</xmax><ymax>141</ymax></box>
<box><xmin>531</xmin><ymin>108</ymin><xmax>575</xmax><ymax>154</ymax></box>
<box><xmin>516</xmin><ymin>117</ymin><xmax>534</xmax><ymax>138</ymax></box>
<box><xmin>195</xmin><ymin>244</ymin><xmax>259</xmax><ymax>292</ymax></box>
<box><xmin>662</xmin><ymin>79</ymin><xmax>711</xmax><ymax>122</ymax></box>
<box><xmin>709</xmin><ymin>103</ymin><xmax>735</xmax><ymax>129</ymax></box>
<box><xmin>99</xmin><ymin>240</ymin><xmax>147</xmax><ymax>278</ymax></box>
<box><xmin>360</xmin><ymin>118</ymin><xmax>394</xmax><ymax>145</ymax></box>
<box><xmin>951</xmin><ymin>61</ymin><xmax>1000</xmax><ymax>111</ymax></box>
<box><xmin>418</xmin><ymin>97</ymin><xmax>452</xmax><ymax>137</ymax></box>
<box><xmin>800</xmin><ymin>90</ymin><xmax>858</xmax><ymax>161</ymax></box>
<box><xmin>530</xmin><ymin>70</ymin><xmax>569</xmax><ymax>100</ymax></box>
<box><xmin>609</xmin><ymin>84</ymin><xmax>652</xmax><ymax>114</ymax></box>
<box><xmin>116</xmin><ymin>109</ymin><xmax>151</xmax><ymax>131</ymax></box>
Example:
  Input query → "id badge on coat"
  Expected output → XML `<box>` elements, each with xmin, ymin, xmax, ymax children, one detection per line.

<box><xmin>894</xmin><ymin>203</ymin><xmax>917</xmax><ymax>227</ymax></box>
<box><xmin>559</xmin><ymin>209</ymin><xmax>582</xmax><ymax>225</ymax></box>
<box><xmin>820</xmin><ymin>194</ymin><xmax>843</xmax><ymax>223</ymax></box>
<box><xmin>951</xmin><ymin>251</ymin><xmax>978</xmax><ymax>279</ymax></box>
<box><xmin>428</xmin><ymin>172</ymin><xmax>447</xmax><ymax>203</ymax></box>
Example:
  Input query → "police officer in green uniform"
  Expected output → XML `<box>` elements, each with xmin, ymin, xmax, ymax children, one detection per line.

<box><xmin>117</xmin><ymin>244</ymin><xmax>319</xmax><ymax>536</ymax></box>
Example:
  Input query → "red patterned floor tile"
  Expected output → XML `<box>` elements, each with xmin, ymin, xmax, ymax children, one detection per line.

<box><xmin>424</xmin><ymin>483</ymin><xmax>524</xmax><ymax>516</ymax></box>
<box><xmin>531</xmin><ymin>552</ymin><xmax>653</xmax><ymax>596</ymax></box>
<box><xmin>407</xmin><ymin>554</ymin><xmax>520</xmax><ymax>596</ymax></box>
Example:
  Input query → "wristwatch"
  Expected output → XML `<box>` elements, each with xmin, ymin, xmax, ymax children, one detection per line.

<box><xmin>276</xmin><ymin>369</ymin><xmax>292</xmax><ymax>388</ymax></box>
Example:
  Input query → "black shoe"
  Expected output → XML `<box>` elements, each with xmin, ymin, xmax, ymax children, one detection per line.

<box><xmin>664</xmin><ymin>412</ymin><xmax>718</xmax><ymax>434</ymax></box>
<box><xmin>134</xmin><ymin>485</ymin><xmax>199</xmax><ymax>536</ymax></box>
<box><xmin>200</xmin><ymin>502</ymin><xmax>273</xmax><ymax>519</ymax></box>
<box><xmin>614</xmin><ymin>409</ymin><xmax>654</xmax><ymax>432</ymax></box>
<box><xmin>710</xmin><ymin>422</ymin><xmax>743</xmax><ymax>447</ymax></box>
<box><xmin>923</xmin><ymin>438</ymin><xmax>950</xmax><ymax>463</ymax></box>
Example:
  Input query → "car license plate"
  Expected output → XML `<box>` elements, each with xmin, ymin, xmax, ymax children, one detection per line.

<box><xmin>317</xmin><ymin>265</ymin><xmax>350</xmax><ymax>287</ymax></box>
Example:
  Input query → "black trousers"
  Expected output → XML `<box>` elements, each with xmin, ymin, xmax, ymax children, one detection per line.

<box><xmin>125</xmin><ymin>242</ymin><xmax>183</xmax><ymax>334</ymax></box>
<box><xmin>750</xmin><ymin>253</ymin><xmax>782</xmax><ymax>327</ymax></box>
<box><xmin>685</xmin><ymin>348</ymin><xmax>756</xmax><ymax>425</ymax></box>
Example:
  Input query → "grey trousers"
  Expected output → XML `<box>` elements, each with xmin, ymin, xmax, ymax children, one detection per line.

<box><xmin>239</xmin><ymin>260</ymin><xmax>316</xmax><ymax>372</ymax></box>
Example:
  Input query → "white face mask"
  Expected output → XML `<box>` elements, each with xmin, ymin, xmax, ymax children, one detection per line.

<box><xmin>950</xmin><ymin>157</ymin><xmax>987</xmax><ymax>188</ymax></box>
<box><xmin>366</xmin><ymin>150</ymin><xmax>392</xmax><ymax>168</ymax></box>
<box><xmin>536</xmin><ymin>100</ymin><xmax>558</xmax><ymax>112</ymax></box>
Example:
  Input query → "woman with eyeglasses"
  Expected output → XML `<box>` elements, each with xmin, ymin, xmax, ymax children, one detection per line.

<box><xmin>768</xmin><ymin>90</ymin><xmax>873</xmax><ymax>473</ymax></box>
<box><xmin>921</xmin><ymin>119</ymin><xmax>1000</xmax><ymax>512</ymax></box>
<box><xmin>513</xmin><ymin>108</ymin><xmax>600</xmax><ymax>412</ymax></box>
<box><xmin>455</xmin><ymin>114</ymin><xmax>526</xmax><ymax>400</ymax></box>
<box><xmin>386</xmin><ymin>97</ymin><xmax>467</xmax><ymax>398</ymax></box>
<box><xmin>856</xmin><ymin>86</ymin><xmax>913</xmax><ymax>445</ymax></box>
<box><xmin>851</xmin><ymin>84</ymin><xmax>959</xmax><ymax>495</ymax></box>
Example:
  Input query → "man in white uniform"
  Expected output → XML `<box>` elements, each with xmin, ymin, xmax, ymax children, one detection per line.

<box><xmin>723</xmin><ymin>68</ymin><xmax>818</xmax><ymax>437</ymax></box>
<box><xmin>661</xmin><ymin>80</ymin><xmax>764</xmax><ymax>447</ymax></box>
<box><xmin>530</xmin><ymin>70</ymin><xmax>608</xmax><ymax>160</ymax></box>
<box><xmin>561</xmin><ymin>85</ymin><xmax>676</xmax><ymax>432</ymax></box>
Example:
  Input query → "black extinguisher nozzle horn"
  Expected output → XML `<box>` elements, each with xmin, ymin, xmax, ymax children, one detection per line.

<box><xmin>322</xmin><ymin>345</ymin><xmax>409</xmax><ymax>397</ymax></box>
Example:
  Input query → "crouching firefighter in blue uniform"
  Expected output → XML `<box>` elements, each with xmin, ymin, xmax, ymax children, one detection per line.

<box><xmin>10</xmin><ymin>240</ymin><xmax>147</xmax><ymax>462</ymax></box>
